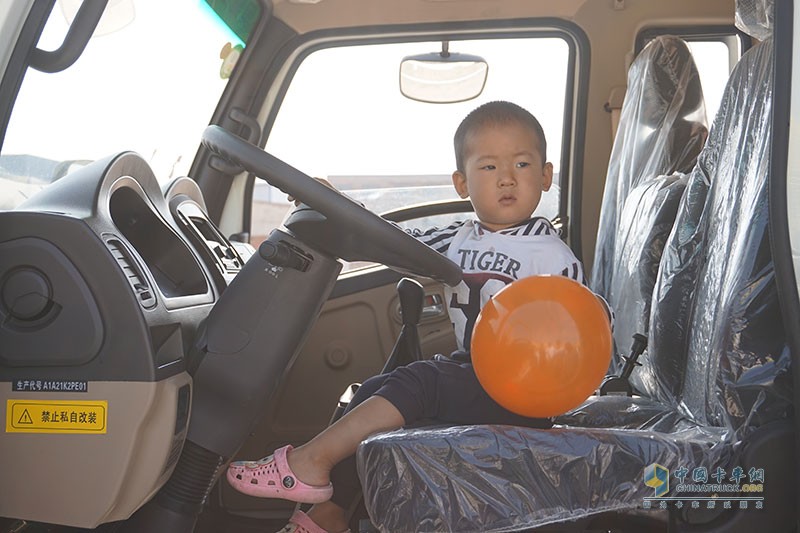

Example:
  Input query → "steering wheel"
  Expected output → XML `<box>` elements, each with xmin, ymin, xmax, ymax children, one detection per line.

<box><xmin>202</xmin><ymin>125</ymin><xmax>463</xmax><ymax>286</ymax></box>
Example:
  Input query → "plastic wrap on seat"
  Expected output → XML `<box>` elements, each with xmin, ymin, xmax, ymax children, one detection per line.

<box><xmin>358</xmin><ymin>424</ymin><xmax>730</xmax><ymax>532</ymax></box>
<box><xmin>591</xmin><ymin>36</ymin><xmax>707</xmax><ymax>299</ymax></box>
<box><xmin>607</xmin><ymin>173</ymin><xmax>687</xmax><ymax>374</ymax></box>
<box><xmin>676</xmin><ymin>37</ymin><xmax>790</xmax><ymax>430</ymax></box>
<box><xmin>647</xmin><ymin>37</ymin><xmax>792</xmax><ymax>431</ymax></box>
<box><xmin>636</xmin><ymin>169</ymin><xmax>710</xmax><ymax>406</ymax></box>
<box><xmin>555</xmin><ymin>394</ymin><xmax>696</xmax><ymax>433</ymax></box>
<box><xmin>357</xmin><ymin>5</ymin><xmax>788</xmax><ymax>532</ymax></box>
<box><xmin>642</xmin><ymin>34</ymin><xmax>767</xmax><ymax>409</ymax></box>
<box><xmin>735</xmin><ymin>0</ymin><xmax>773</xmax><ymax>40</ymax></box>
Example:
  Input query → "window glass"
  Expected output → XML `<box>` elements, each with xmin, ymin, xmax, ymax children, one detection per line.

<box><xmin>686</xmin><ymin>40</ymin><xmax>733</xmax><ymax>123</ymax></box>
<box><xmin>253</xmin><ymin>37</ymin><xmax>571</xmax><ymax>250</ymax></box>
<box><xmin>0</xmin><ymin>2</ymin><xmax>249</xmax><ymax>210</ymax></box>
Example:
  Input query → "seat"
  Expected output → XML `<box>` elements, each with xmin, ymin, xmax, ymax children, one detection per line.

<box><xmin>356</xmin><ymin>1</ymin><xmax>795</xmax><ymax>530</ymax></box>
<box><xmin>591</xmin><ymin>35</ymin><xmax>708</xmax><ymax>305</ymax></box>
<box><xmin>605</xmin><ymin>172</ymin><xmax>688</xmax><ymax>377</ymax></box>
<box><xmin>569</xmin><ymin>36</ymin><xmax>701</xmax><ymax>406</ymax></box>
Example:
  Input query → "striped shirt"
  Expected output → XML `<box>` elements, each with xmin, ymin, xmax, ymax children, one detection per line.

<box><xmin>407</xmin><ymin>217</ymin><xmax>588</xmax><ymax>351</ymax></box>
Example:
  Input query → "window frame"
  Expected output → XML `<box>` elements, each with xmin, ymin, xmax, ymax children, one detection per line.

<box><xmin>635</xmin><ymin>25</ymin><xmax>752</xmax><ymax>65</ymax></box>
<box><xmin>244</xmin><ymin>18</ymin><xmax>590</xmax><ymax>257</ymax></box>
<box><xmin>0</xmin><ymin>1</ymin><xmax>49</xmax><ymax>153</ymax></box>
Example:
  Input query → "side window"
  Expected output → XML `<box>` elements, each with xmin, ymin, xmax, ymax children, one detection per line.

<box><xmin>684</xmin><ymin>40</ymin><xmax>737</xmax><ymax>122</ymax></box>
<box><xmin>636</xmin><ymin>28</ymin><xmax>747</xmax><ymax>123</ymax></box>
<box><xmin>251</xmin><ymin>36</ymin><xmax>573</xmax><ymax>258</ymax></box>
<box><xmin>0</xmin><ymin>3</ymin><xmax>251</xmax><ymax>211</ymax></box>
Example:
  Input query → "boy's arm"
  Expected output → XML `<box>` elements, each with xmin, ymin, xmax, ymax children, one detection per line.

<box><xmin>559</xmin><ymin>255</ymin><xmax>614</xmax><ymax>329</ymax></box>
<box><xmin>596</xmin><ymin>294</ymin><xmax>615</xmax><ymax>328</ymax></box>
<box><xmin>288</xmin><ymin>179</ymin><xmax>464</xmax><ymax>256</ymax></box>
<box><xmin>402</xmin><ymin>221</ymin><xmax>466</xmax><ymax>255</ymax></box>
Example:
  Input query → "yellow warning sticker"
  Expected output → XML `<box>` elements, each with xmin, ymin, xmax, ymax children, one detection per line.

<box><xmin>6</xmin><ymin>399</ymin><xmax>107</xmax><ymax>434</ymax></box>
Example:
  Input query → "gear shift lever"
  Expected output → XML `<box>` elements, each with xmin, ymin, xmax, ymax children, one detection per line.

<box><xmin>381</xmin><ymin>278</ymin><xmax>424</xmax><ymax>373</ymax></box>
<box><xmin>330</xmin><ymin>278</ymin><xmax>425</xmax><ymax>425</ymax></box>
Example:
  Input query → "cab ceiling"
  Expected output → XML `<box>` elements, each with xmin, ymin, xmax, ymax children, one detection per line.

<box><xmin>271</xmin><ymin>0</ymin><xmax>734</xmax><ymax>35</ymax></box>
<box><xmin>273</xmin><ymin>0</ymin><xmax>587</xmax><ymax>33</ymax></box>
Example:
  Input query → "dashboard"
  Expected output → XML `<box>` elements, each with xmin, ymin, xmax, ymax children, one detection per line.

<box><xmin>1</xmin><ymin>151</ymin><xmax>251</xmax><ymax>379</ymax></box>
<box><xmin>0</xmin><ymin>151</ymin><xmax>253</xmax><ymax>527</ymax></box>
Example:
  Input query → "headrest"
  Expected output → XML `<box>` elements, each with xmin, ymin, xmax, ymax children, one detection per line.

<box><xmin>735</xmin><ymin>0</ymin><xmax>773</xmax><ymax>40</ymax></box>
<box><xmin>634</xmin><ymin>36</ymin><xmax>706</xmax><ymax>127</ymax></box>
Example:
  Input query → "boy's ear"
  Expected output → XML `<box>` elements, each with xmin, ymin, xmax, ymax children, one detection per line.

<box><xmin>452</xmin><ymin>170</ymin><xmax>469</xmax><ymax>198</ymax></box>
<box><xmin>542</xmin><ymin>162</ymin><xmax>554</xmax><ymax>192</ymax></box>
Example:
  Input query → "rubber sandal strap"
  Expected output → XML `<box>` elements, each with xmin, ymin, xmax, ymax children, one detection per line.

<box><xmin>289</xmin><ymin>510</ymin><xmax>327</xmax><ymax>533</ymax></box>
<box><xmin>226</xmin><ymin>445</ymin><xmax>333</xmax><ymax>503</ymax></box>
<box><xmin>274</xmin><ymin>445</ymin><xmax>298</xmax><ymax>490</ymax></box>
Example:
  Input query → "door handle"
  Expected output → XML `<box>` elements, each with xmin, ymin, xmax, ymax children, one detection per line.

<box><xmin>395</xmin><ymin>292</ymin><xmax>446</xmax><ymax>322</ymax></box>
<box><xmin>421</xmin><ymin>293</ymin><xmax>445</xmax><ymax>320</ymax></box>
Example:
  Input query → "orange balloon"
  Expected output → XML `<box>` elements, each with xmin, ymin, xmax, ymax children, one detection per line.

<box><xmin>471</xmin><ymin>275</ymin><xmax>612</xmax><ymax>418</ymax></box>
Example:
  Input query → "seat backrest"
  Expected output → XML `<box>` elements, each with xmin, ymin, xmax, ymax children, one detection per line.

<box><xmin>643</xmin><ymin>3</ymin><xmax>792</xmax><ymax>430</ymax></box>
<box><xmin>678</xmin><ymin>36</ymin><xmax>790</xmax><ymax>430</ymax></box>
<box><xmin>631</xmin><ymin>168</ymin><xmax>708</xmax><ymax>403</ymax></box>
<box><xmin>591</xmin><ymin>35</ymin><xmax>708</xmax><ymax>301</ymax></box>
<box><xmin>606</xmin><ymin>172</ymin><xmax>687</xmax><ymax>368</ymax></box>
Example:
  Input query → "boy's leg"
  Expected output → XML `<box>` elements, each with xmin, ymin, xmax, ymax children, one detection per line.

<box><xmin>373</xmin><ymin>359</ymin><xmax>552</xmax><ymax>427</ymax></box>
<box><xmin>227</xmin><ymin>361</ymin><xmax>446</xmax><ymax>499</ymax></box>
<box><xmin>228</xmin><ymin>358</ymin><xmax>548</xmax><ymax>519</ymax></box>
<box><xmin>305</xmin><ymin>360</ymin><xmax>551</xmax><ymax>531</ymax></box>
<box><xmin>426</xmin><ymin>361</ymin><xmax>553</xmax><ymax>427</ymax></box>
<box><xmin>292</xmin><ymin>357</ymin><xmax>550</xmax><ymax>492</ymax></box>
<box><xmin>303</xmin><ymin>374</ymin><xmax>390</xmax><ymax>531</ymax></box>
<box><xmin>327</xmin><ymin>374</ymin><xmax>387</xmax><ymax>509</ymax></box>
<box><xmin>287</xmin><ymin>395</ymin><xmax>404</xmax><ymax>487</ymax></box>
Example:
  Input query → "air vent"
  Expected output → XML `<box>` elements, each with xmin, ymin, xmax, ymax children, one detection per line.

<box><xmin>104</xmin><ymin>237</ymin><xmax>157</xmax><ymax>309</ymax></box>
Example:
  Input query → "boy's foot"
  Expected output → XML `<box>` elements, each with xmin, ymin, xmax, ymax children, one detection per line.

<box><xmin>227</xmin><ymin>445</ymin><xmax>333</xmax><ymax>503</ymax></box>
<box><xmin>275</xmin><ymin>510</ymin><xmax>351</xmax><ymax>533</ymax></box>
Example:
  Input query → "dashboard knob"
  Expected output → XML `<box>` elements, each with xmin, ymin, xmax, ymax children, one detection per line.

<box><xmin>1</xmin><ymin>268</ymin><xmax>52</xmax><ymax>321</ymax></box>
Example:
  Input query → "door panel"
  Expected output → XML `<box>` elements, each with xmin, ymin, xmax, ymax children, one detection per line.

<box><xmin>221</xmin><ymin>268</ymin><xmax>456</xmax><ymax>514</ymax></box>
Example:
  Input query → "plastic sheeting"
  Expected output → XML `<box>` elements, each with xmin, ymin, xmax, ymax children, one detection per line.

<box><xmin>619</xmin><ymin>0</ymin><xmax>781</xmax><ymax>413</ymax></box>
<box><xmin>680</xmin><ymin>36</ymin><xmax>790</xmax><ymax>429</ymax></box>
<box><xmin>591</xmin><ymin>36</ymin><xmax>707</xmax><ymax>300</ymax></box>
<box><xmin>358</xmin><ymin>424</ymin><xmax>730</xmax><ymax>533</ymax></box>
<box><xmin>646</xmin><ymin>37</ymin><xmax>792</xmax><ymax>432</ymax></box>
<box><xmin>555</xmin><ymin>394</ymin><xmax>696</xmax><ymax>433</ymax></box>
<box><xmin>607</xmin><ymin>173</ymin><xmax>687</xmax><ymax>374</ymax></box>
<box><xmin>633</xmin><ymin>171</ymin><xmax>709</xmax><ymax>406</ymax></box>
<box><xmin>735</xmin><ymin>0</ymin><xmax>773</xmax><ymax>40</ymax></box>
<box><xmin>357</xmin><ymin>3</ymin><xmax>790</xmax><ymax>531</ymax></box>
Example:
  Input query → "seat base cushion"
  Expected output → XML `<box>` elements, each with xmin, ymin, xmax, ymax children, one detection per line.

<box><xmin>357</xmin><ymin>424</ymin><xmax>730</xmax><ymax>532</ymax></box>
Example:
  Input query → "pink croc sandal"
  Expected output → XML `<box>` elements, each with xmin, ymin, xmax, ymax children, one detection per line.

<box><xmin>226</xmin><ymin>445</ymin><xmax>333</xmax><ymax>503</ymax></box>
<box><xmin>276</xmin><ymin>510</ymin><xmax>351</xmax><ymax>533</ymax></box>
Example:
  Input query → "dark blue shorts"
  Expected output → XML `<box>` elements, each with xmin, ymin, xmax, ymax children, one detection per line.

<box><xmin>373</xmin><ymin>358</ymin><xmax>553</xmax><ymax>427</ymax></box>
<box><xmin>329</xmin><ymin>356</ymin><xmax>551</xmax><ymax>508</ymax></box>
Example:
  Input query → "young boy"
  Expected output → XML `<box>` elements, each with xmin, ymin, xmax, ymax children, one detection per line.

<box><xmin>227</xmin><ymin>101</ymin><xmax>589</xmax><ymax>533</ymax></box>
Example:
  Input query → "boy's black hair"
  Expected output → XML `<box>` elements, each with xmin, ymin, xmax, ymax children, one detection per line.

<box><xmin>453</xmin><ymin>100</ymin><xmax>547</xmax><ymax>172</ymax></box>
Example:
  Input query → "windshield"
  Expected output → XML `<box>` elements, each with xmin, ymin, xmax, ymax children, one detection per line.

<box><xmin>252</xmin><ymin>37</ymin><xmax>570</xmax><ymax>246</ymax></box>
<box><xmin>0</xmin><ymin>1</ymin><xmax>253</xmax><ymax>210</ymax></box>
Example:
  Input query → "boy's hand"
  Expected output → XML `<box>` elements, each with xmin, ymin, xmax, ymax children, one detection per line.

<box><xmin>288</xmin><ymin>177</ymin><xmax>336</xmax><ymax>205</ymax></box>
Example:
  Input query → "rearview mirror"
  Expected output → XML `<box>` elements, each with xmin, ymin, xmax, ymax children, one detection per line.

<box><xmin>399</xmin><ymin>41</ymin><xmax>488</xmax><ymax>104</ymax></box>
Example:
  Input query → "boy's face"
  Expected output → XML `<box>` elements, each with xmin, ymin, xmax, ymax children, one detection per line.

<box><xmin>452</xmin><ymin>121</ymin><xmax>553</xmax><ymax>232</ymax></box>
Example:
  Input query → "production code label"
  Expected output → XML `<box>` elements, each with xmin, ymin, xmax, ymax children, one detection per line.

<box><xmin>5</xmin><ymin>399</ymin><xmax>107</xmax><ymax>434</ymax></box>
